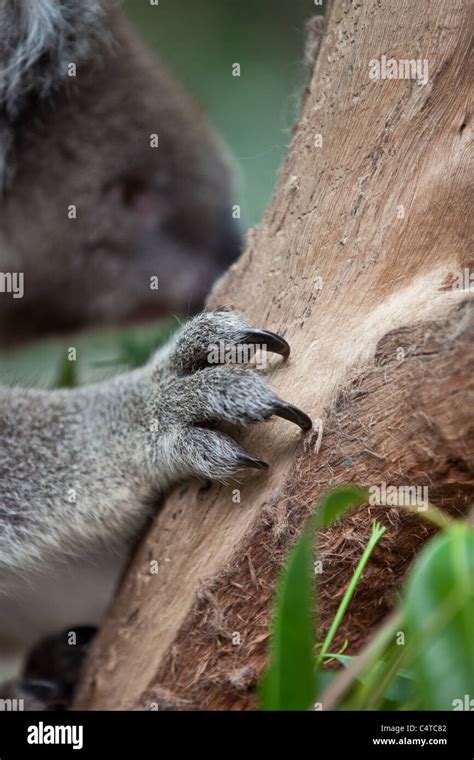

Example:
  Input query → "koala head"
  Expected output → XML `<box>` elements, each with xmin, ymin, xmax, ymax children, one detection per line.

<box><xmin>0</xmin><ymin>0</ymin><xmax>242</xmax><ymax>344</ymax></box>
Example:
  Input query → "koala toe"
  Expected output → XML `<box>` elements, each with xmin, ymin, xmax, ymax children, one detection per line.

<box><xmin>166</xmin><ymin>309</ymin><xmax>290</xmax><ymax>375</ymax></box>
<box><xmin>162</xmin><ymin>367</ymin><xmax>311</xmax><ymax>430</ymax></box>
<box><xmin>144</xmin><ymin>312</ymin><xmax>311</xmax><ymax>487</ymax></box>
<box><xmin>162</xmin><ymin>426</ymin><xmax>269</xmax><ymax>482</ymax></box>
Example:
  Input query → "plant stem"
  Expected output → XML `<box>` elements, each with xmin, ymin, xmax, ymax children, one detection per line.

<box><xmin>316</xmin><ymin>521</ymin><xmax>386</xmax><ymax>667</ymax></box>
<box><xmin>319</xmin><ymin>607</ymin><xmax>405</xmax><ymax>710</ymax></box>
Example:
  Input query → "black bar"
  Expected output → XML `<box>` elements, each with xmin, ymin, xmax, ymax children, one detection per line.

<box><xmin>0</xmin><ymin>710</ymin><xmax>471</xmax><ymax>758</ymax></box>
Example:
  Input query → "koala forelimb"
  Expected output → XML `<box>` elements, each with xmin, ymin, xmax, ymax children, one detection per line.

<box><xmin>0</xmin><ymin>310</ymin><xmax>311</xmax><ymax>592</ymax></box>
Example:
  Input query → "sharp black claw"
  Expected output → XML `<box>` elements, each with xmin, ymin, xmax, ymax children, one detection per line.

<box><xmin>236</xmin><ymin>453</ymin><xmax>269</xmax><ymax>470</ymax></box>
<box><xmin>239</xmin><ymin>329</ymin><xmax>290</xmax><ymax>360</ymax></box>
<box><xmin>272</xmin><ymin>401</ymin><xmax>312</xmax><ymax>431</ymax></box>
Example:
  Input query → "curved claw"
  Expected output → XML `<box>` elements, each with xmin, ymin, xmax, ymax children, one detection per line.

<box><xmin>236</xmin><ymin>453</ymin><xmax>269</xmax><ymax>470</ymax></box>
<box><xmin>272</xmin><ymin>401</ymin><xmax>312</xmax><ymax>431</ymax></box>
<box><xmin>239</xmin><ymin>329</ymin><xmax>290</xmax><ymax>360</ymax></box>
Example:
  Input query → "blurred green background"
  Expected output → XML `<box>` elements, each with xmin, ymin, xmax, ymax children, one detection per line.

<box><xmin>1</xmin><ymin>0</ymin><xmax>314</xmax><ymax>388</ymax></box>
<box><xmin>124</xmin><ymin>0</ymin><xmax>311</xmax><ymax>227</ymax></box>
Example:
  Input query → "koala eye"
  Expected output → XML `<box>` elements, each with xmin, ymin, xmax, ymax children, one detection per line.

<box><xmin>105</xmin><ymin>174</ymin><xmax>160</xmax><ymax>224</ymax></box>
<box><xmin>110</xmin><ymin>176</ymin><xmax>150</xmax><ymax>208</ymax></box>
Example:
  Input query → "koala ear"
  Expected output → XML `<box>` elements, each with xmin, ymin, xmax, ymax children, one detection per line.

<box><xmin>0</xmin><ymin>0</ymin><xmax>107</xmax><ymax>120</ymax></box>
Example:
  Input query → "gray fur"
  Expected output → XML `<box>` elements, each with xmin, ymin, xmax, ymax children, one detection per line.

<box><xmin>0</xmin><ymin>0</ymin><xmax>239</xmax><ymax>342</ymax></box>
<box><xmin>0</xmin><ymin>310</ymin><xmax>285</xmax><ymax>595</ymax></box>
<box><xmin>0</xmin><ymin>1</ymin><xmax>262</xmax><ymax>685</ymax></box>
<box><xmin>0</xmin><ymin>0</ymin><xmax>107</xmax><ymax>119</ymax></box>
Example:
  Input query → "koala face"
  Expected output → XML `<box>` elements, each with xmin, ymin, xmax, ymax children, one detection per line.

<box><xmin>0</xmin><ymin>1</ymin><xmax>242</xmax><ymax>344</ymax></box>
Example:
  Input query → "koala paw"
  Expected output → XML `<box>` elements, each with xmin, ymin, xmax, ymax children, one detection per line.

<box><xmin>145</xmin><ymin>310</ymin><xmax>311</xmax><ymax>484</ymax></box>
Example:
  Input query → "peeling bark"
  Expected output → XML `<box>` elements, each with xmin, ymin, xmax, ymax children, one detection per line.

<box><xmin>75</xmin><ymin>0</ymin><xmax>473</xmax><ymax>710</ymax></box>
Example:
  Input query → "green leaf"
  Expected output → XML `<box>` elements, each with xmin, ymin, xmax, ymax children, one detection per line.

<box><xmin>260</xmin><ymin>529</ymin><xmax>315</xmax><ymax>710</ymax></box>
<box><xmin>317</xmin><ymin>486</ymin><xmax>368</xmax><ymax>528</ymax></box>
<box><xmin>54</xmin><ymin>352</ymin><xmax>77</xmax><ymax>388</ymax></box>
<box><xmin>336</xmin><ymin>652</ymin><xmax>415</xmax><ymax>710</ymax></box>
<box><xmin>260</xmin><ymin>486</ymin><xmax>372</xmax><ymax>710</ymax></box>
<box><xmin>321</xmin><ymin>653</ymin><xmax>354</xmax><ymax>666</ymax></box>
<box><xmin>404</xmin><ymin>522</ymin><xmax>474</xmax><ymax>710</ymax></box>
<box><xmin>119</xmin><ymin>334</ymin><xmax>158</xmax><ymax>368</ymax></box>
<box><xmin>382</xmin><ymin>667</ymin><xmax>416</xmax><ymax>707</ymax></box>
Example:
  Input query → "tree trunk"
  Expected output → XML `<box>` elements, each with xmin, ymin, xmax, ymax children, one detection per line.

<box><xmin>75</xmin><ymin>0</ymin><xmax>473</xmax><ymax>710</ymax></box>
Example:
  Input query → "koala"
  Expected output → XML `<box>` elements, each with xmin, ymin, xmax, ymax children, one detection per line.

<box><xmin>0</xmin><ymin>310</ymin><xmax>311</xmax><ymax>707</ymax></box>
<box><xmin>0</xmin><ymin>0</ymin><xmax>242</xmax><ymax>345</ymax></box>
<box><xmin>0</xmin><ymin>1</ymin><xmax>312</xmax><ymax>708</ymax></box>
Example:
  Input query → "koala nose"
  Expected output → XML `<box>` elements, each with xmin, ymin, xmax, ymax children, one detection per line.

<box><xmin>216</xmin><ymin>207</ymin><xmax>244</xmax><ymax>266</ymax></box>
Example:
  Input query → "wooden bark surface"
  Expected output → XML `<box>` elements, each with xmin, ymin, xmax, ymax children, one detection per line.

<box><xmin>75</xmin><ymin>0</ymin><xmax>473</xmax><ymax>710</ymax></box>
